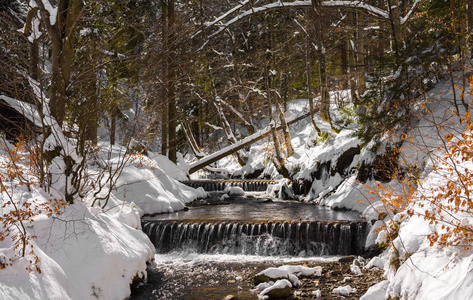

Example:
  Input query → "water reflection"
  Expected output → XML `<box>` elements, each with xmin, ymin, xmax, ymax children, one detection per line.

<box><xmin>144</xmin><ymin>198</ymin><xmax>361</xmax><ymax>222</ymax></box>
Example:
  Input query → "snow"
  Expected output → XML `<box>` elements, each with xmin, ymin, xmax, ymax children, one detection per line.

<box><xmin>332</xmin><ymin>285</ymin><xmax>357</xmax><ymax>296</ymax></box>
<box><xmin>350</xmin><ymin>263</ymin><xmax>362</xmax><ymax>275</ymax></box>
<box><xmin>255</xmin><ymin>265</ymin><xmax>322</xmax><ymax>290</ymax></box>
<box><xmin>360</xmin><ymin>280</ymin><xmax>389</xmax><ymax>300</ymax></box>
<box><xmin>89</xmin><ymin>146</ymin><xmax>206</xmax><ymax>215</ymax></box>
<box><xmin>0</xmin><ymin>131</ymin><xmax>206</xmax><ymax>299</ymax></box>
<box><xmin>256</xmin><ymin>265</ymin><xmax>322</xmax><ymax>280</ymax></box>
<box><xmin>0</xmin><ymin>95</ymin><xmax>43</xmax><ymax>128</ymax></box>
<box><xmin>223</xmin><ymin>185</ymin><xmax>245</xmax><ymax>196</ymax></box>
<box><xmin>0</xmin><ymin>202</ymin><xmax>155</xmax><ymax>300</ymax></box>
<box><xmin>365</xmin><ymin>256</ymin><xmax>385</xmax><ymax>270</ymax></box>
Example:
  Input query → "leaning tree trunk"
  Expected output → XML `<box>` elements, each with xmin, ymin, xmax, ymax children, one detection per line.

<box><xmin>214</xmin><ymin>101</ymin><xmax>248</xmax><ymax>166</ymax></box>
<box><xmin>277</xmin><ymin>104</ymin><xmax>294</xmax><ymax>157</ymax></box>
<box><xmin>182</xmin><ymin>122</ymin><xmax>205</xmax><ymax>159</ymax></box>
<box><xmin>264</xmin><ymin>65</ymin><xmax>290</xmax><ymax>178</ymax></box>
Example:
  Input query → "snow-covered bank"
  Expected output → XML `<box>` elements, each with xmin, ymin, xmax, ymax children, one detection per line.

<box><xmin>207</xmin><ymin>78</ymin><xmax>473</xmax><ymax>299</ymax></box>
<box><xmin>0</xmin><ymin>203</ymin><xmax>155</xmax><ymax>300</ymax></box>
<box><xmin>0</xmin><ymin>139</ymin><xmax>206</xmax><ymax>300</ymax></box>
<box><xmin>97</xmin><ymin>150</ymin><xmax>207</xmax><ymax>216</ymax></box>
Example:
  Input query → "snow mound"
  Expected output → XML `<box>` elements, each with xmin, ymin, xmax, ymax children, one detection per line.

<box><xmin>0</xmin><ymin>204</ymin><xmax>155</xmax><ymax>300</ymax></box>
<box><xmin>92</xmin><ymin>151</ymin><xmax>207</xmax><ymax>215</ymax></box>
<box><xmin>332</xmin><ymin>285</ymin><xmax>357</xmax><ymax>296</ymax></box>
<box><xmin>223</xmin><ymin>185</ymin><xmax>245</xmax><ymax>196</ymax></box>
<box><xmin>255</xmin><ymin>265</ymin><xmax>322</xmax><ymax>281</ymax></box>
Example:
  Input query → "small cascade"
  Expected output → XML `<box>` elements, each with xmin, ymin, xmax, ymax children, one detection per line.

<box><xmin>142</xmin><ymin>220</ymin><xmax>368</xmax><ymax>256</ymax></box>
<box><xmin>181</xmin><ymin>180</ymin><xmax>275</xmax><ymax>192</ymax></box>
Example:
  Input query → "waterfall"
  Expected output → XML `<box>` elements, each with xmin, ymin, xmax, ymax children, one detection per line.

<box><xmin>142</xmin><ymin>220</ymin><xmax>368</xmax><ymax>256</ymax></box>
<box><xmin>181</xmin><ymin>180</ymin><xmax>274</xmax><ymax>192</ymax></box>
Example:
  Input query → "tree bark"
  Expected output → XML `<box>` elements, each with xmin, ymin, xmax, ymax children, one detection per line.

<box><xmin>306</xmin><ymin>9</ymin><xmax>321</xmax><ymax>133</ymax></box>
<box><xmin>166</xmin><ymin>0</ymin><xmax>177</xmax><ymax>163</ymax></box>
<box><xmin>110</xmin><ymin>105</ymin><xmax>118</xmax><ymax>146</ymax></box>
<box><xmin>35</xmin><ymin>0</ymin><xmax>83</xmax><ymax>127</ymax></box>
<box><xmin>214</xmin><ymin>100</ymin><xmax>248</xmax><ymax>166</ymax></box>
<box><xmin>312</xmin><ymin>1</ymin><xmax>331</xmax><ymax>126</ymax></box>
<box><xmin>183</xmin><ymin>122</ymin><xmax>204</xmax><ymax>159</ymax></box>
<box><xmin>356</xmin><ymin>12</ymin><xmax>366</xmax><ymax>97</ymax></box>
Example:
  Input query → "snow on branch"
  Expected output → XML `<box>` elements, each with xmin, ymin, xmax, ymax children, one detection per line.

<box><xmin>400</xmin><ymin>0</ymin><xmax>421</xmax><ymax>25</ymax></box>
<box><xmin>201</xmin><ymin>0</ymin><xmax>389</xmax><ymax>44</ymax></box>
<box><xmin>321</xmin><ymin>1</ymin><xmax>389</xmax><ymax>19</ymax></box>
<box><xmin>205</xmin><ymin>0</ymin><xmax>251</xmax><ymax>27</ymax></box>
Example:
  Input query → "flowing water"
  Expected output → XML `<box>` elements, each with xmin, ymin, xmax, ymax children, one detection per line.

<box><xmin>131</xmin><ymin>196</ymin><xmax>368</xmax><ymax>299</ymax></box>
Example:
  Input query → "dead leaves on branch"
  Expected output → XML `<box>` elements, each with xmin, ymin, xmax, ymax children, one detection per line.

<box><xmin>0</xmin><ymin>139</ymin><xmax>66</xmax><ymax>273</ymax></box>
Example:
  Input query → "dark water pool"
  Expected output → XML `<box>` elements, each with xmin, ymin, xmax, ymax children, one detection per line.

<box><xmin>143</xmin><ymin>197</ymin><xmax>362</xmax><ymax>222</ymax></box>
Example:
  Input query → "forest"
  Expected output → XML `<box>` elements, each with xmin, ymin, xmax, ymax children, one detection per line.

<box><xmin>3</xmin><ymin>0</ymin><xmax>459</xmax><ymax>167</ymax></box>
<box><xmin>2</xmin><ymin>0</ymin><xmax>473</xmax><ymax>299</ymax></box>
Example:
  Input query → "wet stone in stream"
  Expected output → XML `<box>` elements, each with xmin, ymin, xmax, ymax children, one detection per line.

<box><xmin>129</xmin><ymin>256</ymin><xmax>383</xmax><ymax>300</ymax></box>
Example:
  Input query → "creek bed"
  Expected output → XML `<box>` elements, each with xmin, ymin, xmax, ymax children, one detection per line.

<box><xmin>129</xmin><ymin>253</ymin><xmax>383</xmax><ymax>300</ymax></box>
<box><xmin>131</xmin><ymin>196</ymin><xmax>376</xmax><ymax>299</ymax></box>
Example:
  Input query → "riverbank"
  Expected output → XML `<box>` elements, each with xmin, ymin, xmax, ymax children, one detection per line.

<box><xmin>130</xmin><ymin>254</ymin><xmax>383</xmax><ymax>299</ymax></box>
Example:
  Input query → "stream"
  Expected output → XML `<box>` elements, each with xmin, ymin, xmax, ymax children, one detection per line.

<box><xmin>130</xmin><ymin>191</ymin><xmax>370</xmax><ymax>299</ymax></box>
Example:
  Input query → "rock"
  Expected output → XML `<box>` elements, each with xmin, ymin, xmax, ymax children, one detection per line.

<box><xmin>223</xmin><ymin>295</ymin><xmax>237</xmax><ymax>300</ymax></box>
<box><xmin>265</xmin><ymin>285</ymin><xmax>292</xmax><ymax>298</ymax></box>
<box><xmin>338</xmin><ymin>255</ymin><xmax>355</xmax><ymax>263</ymax></box>
<box><xmin>364</xmin><ymin>244</ymin><xmax>384</xmax><ymax>258</ymax></box>
<box><xmin>261</xmin><ymin>280</ymin><xmax>293</xmax><ymax>299</ymax></box>
<box><xmin>254</xmin><ymin>274</ymin><xmax>272</xmax><ymax>285</ymax></box>
<box><xmin>329</xmin><ymin>270</ymin><xmax>342</xmax><ymax>276</ymax></box>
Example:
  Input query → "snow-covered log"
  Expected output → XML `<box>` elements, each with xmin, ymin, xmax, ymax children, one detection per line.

<box><xmin>188</xmin><ymin>111</ymin><xmax>311</xmax><ymax>174</ymax></box>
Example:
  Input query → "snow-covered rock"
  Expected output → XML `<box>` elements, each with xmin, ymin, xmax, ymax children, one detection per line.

<box><xmin>223</xmin><ymin>185</ymin><xmax>245</xmax><ymax>196</ymax></box>
<box><xmin>254</xmin><ymin>265</ymin><xmax>322</xmax><ymax>285</ymax></box>
<box><xmin>332</xmin><ymin>285</ymin><xmax>357</xmax><ymax>296</ymax></box>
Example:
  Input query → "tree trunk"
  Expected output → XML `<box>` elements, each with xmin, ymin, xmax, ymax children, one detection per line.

<box><xmin>84</xmin><ymin>68</ymin><xmax>98</xmax><ymax>145</ymax></box>
<box><xmin>305</xmin><ymin>10</ymin><xmax>321</xmax><ymax>133</ymax></box>
<box><xmin>264</xmin><ymin>65</ymin><xmax>290</xmax><ymax>178</ymax></box>
<box><xmin>29</xmin><ymin>40</ymin><xmax>39</xmax><ymax>81</ymax></box>
<box><xmin>214</xmin><ymin>101</ymin><xmax>248</xmax><ymax>166</ymax></box>
<box><xmin>160</xmin><ymin>2</ymin><xmax>168</xmax><ymax>156</ymax></box>
<box><xmin>388</xmin><ymin>0</ymin><xmax>402</xmax><ymax>57</ymax></box>
<box><xmin>356</xmin><ymin>12</ymin><xmax>366</xmax><ymax>97</ymax></box>
<box><xmin>277</xmin><ymin>104</ymin><xmax>294</xmax><ymax>157</ymax></box>
<box><xmin>167</xmin><ymin>0</ymin><xmax>177</xmax><ymax>163</ymax></box>
<box><xmin>183</xmin><ymin>122</ymin><xmax>204</xmax><ymax>159</ymax></box>
<box><xmin>348</xmin><ymin>12</ymin><xmax>358</xmax><ymax>102</ymax></box>
<box><xmin>36</xmin><ymin>0</ymin><xmax>82</xmax><ymax>127</ymax></box>
<box><xmin>110</xmin><ymin>106</ymin><xmax>118</xmax><ymax>145</ymax></box>
<box><xmin>312</xmin><ymin>1</ymin><xmax>331</xmax><ymax>126</ymax></box>
<box><xmin>340</xmin><ymin>38</ymin><xmax>348</xmax><ymax>90</ymax></box>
